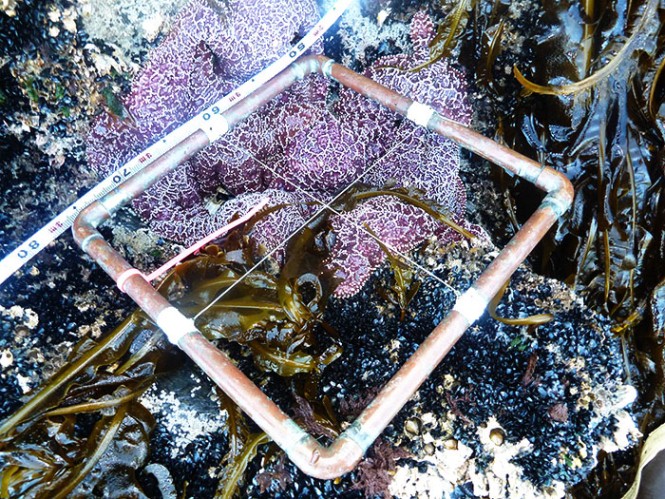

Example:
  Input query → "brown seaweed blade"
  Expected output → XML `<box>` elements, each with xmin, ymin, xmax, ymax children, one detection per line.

<box><xmin>364</xmin><ymin>224</ymin><xmax>422</xmax><ymax>321</ymax></box>
<box><xmin>0</xmin><ymin>314</ymin><xmax>145</xmax><ymax>438</ymax></box>
<box><xmin>513</xmin><ymin>0</ymin><xmax>659</xmax><ymax>96</ymax></box>
<box><xmin>488</xmin><ymin>279</ymin><xmax>554</xmax><ymax>326</ymax></box>
<box><xmin>0</xmin><ymin>315</ymin><xmax>159</xmax><ymax>498</ymax></box>
<box><xmin>648</xmin><ymin>54</ymin><xmax>665</xmax><ymax>118</ymax></box>
<box><xmin>216</xmin><ymin>433</ymin><xmax>271</xmax><ymax>499</ymax></box>
<box><xmin>410</xmin><ymin>0</ymin><xmax>476</xmax><ymax>71</ymax></box>
<box><xmin>348</xmin><ymin>187</ymin><xmax>474</xmax><ymax>240</ymax></box>
<box><xmin>479</xmin><ymin>18</ymin><xmax>505</xmax><ymax>85</ymax></box>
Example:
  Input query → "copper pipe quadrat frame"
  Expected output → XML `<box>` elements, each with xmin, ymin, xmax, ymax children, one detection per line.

<box><xmin>72</xmin><ymin>55</ymin><xmax>574</xmax><ymax>479</ymax></box>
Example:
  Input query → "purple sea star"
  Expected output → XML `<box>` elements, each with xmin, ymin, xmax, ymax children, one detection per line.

<box><xmin>86</xmin><ymin>5</ymin><xmax>475</xmax><ymax>296</ymax></box>
<box><xmin>87</xmin><ymin>0</ymin><xmax>321</xmax><ymax>178</ymax></box>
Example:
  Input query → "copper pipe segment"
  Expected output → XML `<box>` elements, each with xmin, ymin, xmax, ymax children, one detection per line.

<box><xmin>313</xmin><ymin>56</ymin><xmax>574</xmax><ymax>456</ymax></box>
<box><xmin>72</xmin><ymin>55</ymin><xmax>573</xmax><ymax>479</ymax></box>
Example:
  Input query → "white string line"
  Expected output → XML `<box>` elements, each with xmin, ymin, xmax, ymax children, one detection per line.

<box><xmin>192</xmin><ymin>128</ymin><xmax>418</xmax><ymax>320</ymax></box>
<box><xmin>193</xmin><ymin>205</ymin><xmax>328</xmax><ymax>320</ymax></box>
<box><xmin>228</xmin><ymin>141</ymin><xmax>459</xmax><ymax>296</ymax></box>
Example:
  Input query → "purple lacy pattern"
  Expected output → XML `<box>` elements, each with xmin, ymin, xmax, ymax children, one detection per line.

<box><xmin>285</xmin><ymin>113</ymin><xmax>369</xmax><ymax>196</ymax></box>
<box><xmin>328</xmin><ymin>196</ymin><xmax>443</xmax><ymax>296</ymax></box>
<box><xmin>189</xmin><ymin>76</ymin><xmax>330</xmax><ymax>197</ymax></box>
<box><xmin>86</xmin><ymin>0</ymin><xmax>321</xmax><ymax>185</ymax></box>
<box><xmin>86</xmin><ymin>5</ymin><xmax>474</xmax><ymax>296</ymax></box>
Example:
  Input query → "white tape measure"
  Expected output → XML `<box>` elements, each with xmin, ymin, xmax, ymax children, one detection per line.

<box><xmin>0</xmin><ymin>0</ymin><xmax>352</xmax><ymax>287</ymax></box>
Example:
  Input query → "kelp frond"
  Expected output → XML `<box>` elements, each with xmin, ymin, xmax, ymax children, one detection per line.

<box><xmin>216</xmin><ymin>433</ymin><xmax>271</xmax><ymax>499</ymax></box>
<box><xmin>343</xmin><ymin>185</ymin><xmax>474</xmax><ymax>240</ymax></box>
<box><xmin>364</xmin><ymin>224</ymin><xmax>421</xmax><ymax>321</ymax></box>
<box><xmin>648</xmin><ymin>54</ymin><xmax>665</xmax><ymax>117</ymax></box>
<box><xmin>479</xmin><ymin>18</ymin><xmax>505</xmax><ymax>85</ymax></box>
<box><xmin>514</xmin><ymin>0</ymin><xmax>659</xmax><ymax>95</ymax></box>
<box><xmin>410</xmin><ymin>0</ymin><xmax>476</xmax><ymax>72</ymax></box>
<box><xmin>0</xmin><ymin>308</ymin><xmax>158</xmax><ymax>498</ymax></box>
<box><xmin>488</xmin><ymin>279</ymin><xmax>554</xmax><ymax>326</ymax></box>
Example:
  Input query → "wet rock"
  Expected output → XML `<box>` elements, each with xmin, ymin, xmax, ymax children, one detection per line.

<box><xmin>321</xmin><ymin>237</ymin><xmax>638</xmax><ymax>498</ymax></box>
<box><xmin>0</xmin><ymin>1</ymin><xmax>644</xmax><ymax>498</ymax></box>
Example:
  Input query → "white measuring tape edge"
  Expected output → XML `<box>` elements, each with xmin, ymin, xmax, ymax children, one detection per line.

<box><xmin>0</xmin><ymin>0</ymin><xmax>352</xmax><ymax>287</ymax></box>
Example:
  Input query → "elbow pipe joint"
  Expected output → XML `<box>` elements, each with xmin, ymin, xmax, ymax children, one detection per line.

<box><xmin>535</xmin><ymin>167</ymin><xmax>574</xmax><ymax>218</ymax></box>
<box><xmin>543</xmin><ymin>188</ymin><xmax>574</xmax><ymax>218</ymax></box>
<box><xmin>77</xmin><ymin>200</ymin><xmax>111</xmax><ymax>230</ymax></box>
<box><xmin>72</xmin><ymin>201</ymin><xmax>112</xmax><ymax>251</ymax></box>
<box><xmin>284</xmin><ymin>435</ymin><xmax>365</xmax><ymax>480</ymax></box>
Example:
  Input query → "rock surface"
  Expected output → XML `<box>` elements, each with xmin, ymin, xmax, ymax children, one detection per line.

<box><xmin>0</xmin><ymin>1</ymin><xmax>639</xmax><ymax>498</ymax></box>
